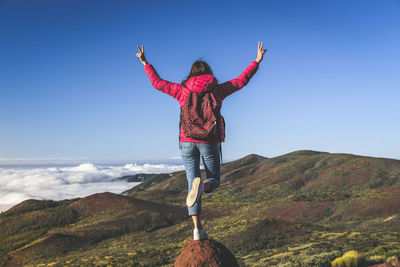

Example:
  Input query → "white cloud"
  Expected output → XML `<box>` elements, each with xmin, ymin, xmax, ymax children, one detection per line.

<box><xmin>0</xmin><ymin>162</ymin><xmax>184</xmax><ymax>212</ymax></box>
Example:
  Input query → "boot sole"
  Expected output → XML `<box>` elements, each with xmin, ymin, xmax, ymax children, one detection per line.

<box><xmin>186</xmin><ymin>177</ymin><xmax>202</xmax><ymax>207</ymax></box>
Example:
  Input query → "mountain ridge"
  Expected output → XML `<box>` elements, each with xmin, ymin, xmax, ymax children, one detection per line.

<box><xmin>1</xmin><ymin>150</ymin><xmax>400</xmax><ymax>266</ymax></box>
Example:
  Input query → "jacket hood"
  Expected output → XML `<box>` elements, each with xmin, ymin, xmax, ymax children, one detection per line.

<box><xmin>185</xmin><ymin>74</ymin><xmax>217</xmax><ymax>92</ymax></box>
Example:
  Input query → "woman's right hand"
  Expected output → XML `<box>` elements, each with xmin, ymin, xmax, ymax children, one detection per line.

<box><xmin>136</xmin><ymin>45</ymin><xmax>148</xmax><ymax>66</ymax></box>
<box><xmin>256</xmin><ymin>41</ymin><xmax>267</xmax><ymax>63</ymax></box>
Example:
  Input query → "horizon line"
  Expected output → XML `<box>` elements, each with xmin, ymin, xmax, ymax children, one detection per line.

<box><xmin>0</xmin><ymin>149</ymin><xmax>399</xmax><ymax>164</ymax></box>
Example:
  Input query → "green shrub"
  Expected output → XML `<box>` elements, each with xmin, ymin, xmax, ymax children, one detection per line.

<box><xmin>365</xmin><ymin>245</ymin><xmax>400</xmax><ymax>262</ymax></box>
<box><xmin>331</xmin><ymin>250</ymin><xmax>365</xmax><ymax>267</ymax></box>
<box><xmin>386</xmin><ymin>249</ymin><xmax>400</xmax><ymax>258</ymax></box>
<box><xmin>299</xmin><ymin>251</ymin><xmax>341</xmax><ymax>267</ymax></box>
<box><xmin>365</xmin><ymin>244</ymin><xmax>397</xmax><ymax>257</ymax></box>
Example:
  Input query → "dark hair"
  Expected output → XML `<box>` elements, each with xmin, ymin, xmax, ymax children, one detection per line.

<box><xmin>181</xmin><ymin>59</ymin><xmax>216</xmax><ymax>87</ymax></box>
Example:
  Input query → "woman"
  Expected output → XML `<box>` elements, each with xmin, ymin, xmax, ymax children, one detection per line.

<box><xmin>136</xmin><ymin>42</ymin><xmax>266</xmax><ymax>240</ymax></box>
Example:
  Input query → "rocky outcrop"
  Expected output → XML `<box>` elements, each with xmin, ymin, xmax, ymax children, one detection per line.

<box><xmin>370</xmin><ymin>257</ymin><xmax>400</xmax><ymax>267</ymax></box>
<box><xmin>175</xmin><ymin>239</ymin><xmax>239</xmax><ymax>267</ymax></box>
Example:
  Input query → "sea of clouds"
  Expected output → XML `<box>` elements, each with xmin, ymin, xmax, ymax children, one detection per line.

<box><xmin>0</xmin><ymin>162</ymin><xmax>184</xmax><ymax>212</ymax></box>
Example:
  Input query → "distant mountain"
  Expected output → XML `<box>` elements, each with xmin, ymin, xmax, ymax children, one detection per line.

<box><xmin>113</xmin><ymin>173</ymin><xmax>157</xmax><ymax>183</ymax></box>
<box><xmin>1</xmin><ymin>150</ymin><xmax>399</xmax><ymax>266</ymax></box>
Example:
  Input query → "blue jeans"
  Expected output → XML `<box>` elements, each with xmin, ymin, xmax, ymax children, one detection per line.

<box><xmin>180</xmin><ymin>142</ymin><xmax>221</xmax><ymax>216</ymax></box>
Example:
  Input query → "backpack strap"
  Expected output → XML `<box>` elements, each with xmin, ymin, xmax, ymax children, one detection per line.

<box><xmin>219</xmin><ymin>142</ymin><xmax>223</xmax><ymax>165</ymax></box>
<box><xmin>179</xmin><ymin>107</ymin><xmax>182</xmax><ymax>149</ymax></box>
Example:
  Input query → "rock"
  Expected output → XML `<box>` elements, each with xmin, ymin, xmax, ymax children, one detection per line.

<box><xmin>175</xmin><ymin>239</ymin><xmax>239</xmax><ymax>267</ymax></box>
<box><xmin>369</xmin><ymin>257</ymin><xmax>400</xmax><ymax>267</ymax></box>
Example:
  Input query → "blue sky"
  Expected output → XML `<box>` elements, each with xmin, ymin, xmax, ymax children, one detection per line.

<box><xmin>1</xmin><ymin>0</ymin><xmax>399</xmax><ymax>161</ymax></box>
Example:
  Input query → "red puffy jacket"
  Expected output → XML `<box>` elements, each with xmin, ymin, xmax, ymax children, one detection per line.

<box><xmin>144</xmin><ymin>60</ymin><xmax>259</xmax><ymax>143</ymax></box>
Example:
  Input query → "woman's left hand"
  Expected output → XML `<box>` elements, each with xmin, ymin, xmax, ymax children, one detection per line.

<box><xmin>136</xmin><ymin>45</ymin><xmax>148</xmax><ymax>66</ymax></box>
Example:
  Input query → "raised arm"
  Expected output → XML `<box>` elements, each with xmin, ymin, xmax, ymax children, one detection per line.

<box><xmin>136</xmin><ymin>45</ymin><xmax>182</xmax><ymax>101</ymax></box>
<box><xmin>216</xmin><ymin>41</ymin><xmax>267</xmax><ymax>100</ymax></box>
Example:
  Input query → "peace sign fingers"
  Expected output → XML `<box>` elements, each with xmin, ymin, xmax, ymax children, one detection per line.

<box><xmin>137</xmin><ymin>45</ymin><xmax>144</xmax><ymax>54</ymax></box>
<box><xmin>258</xmin><ymin>41</ymin><xmax>264</xmax><ymax>51</ymax></box>
<box><xmin>136</xmin><ymin>44</ymin><xmax>148</xmax><ymax>66</ymax></box>
<box><xmin>256</xmin><ymin>41</ymin><xmax>267</xmax><ymax>63</ymax></box>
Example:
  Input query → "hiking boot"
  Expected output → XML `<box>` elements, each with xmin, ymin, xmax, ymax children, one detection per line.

<box><xmin>203</xmin><ymin>180</ymin><xmax>213</xmax><ymax>193</ymax></box>
<box><xmin>193</xmin><ymin>228</ymin><xmax>208</xmax><ymax>240</ymax></box>
<box><xmin>186</xmin><ymin>177</ymin><xmax>204</xmax><ymax>207</ymax></box>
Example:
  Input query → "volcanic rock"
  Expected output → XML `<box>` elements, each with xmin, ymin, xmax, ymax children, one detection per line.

<box><xmin>175</xmin><ymin>239</ymin><xmax>239</xmax><ymax>267</ymax></box>
<box><xmin>369</xmin><ymin>257</ymin><xmax>400</xmax><ymax>267</ymax></box>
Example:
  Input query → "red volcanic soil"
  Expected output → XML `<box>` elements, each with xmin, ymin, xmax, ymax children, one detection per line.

<box><xmin>175</xmin><ymin>239</ymin><xmax>239</xmax><ymax>267</ymax></box>
<box><xmin>67</xmin><ymin>192</ymin><xmax>188</xmax><ymax>234</ymax></box>
<box><xmin>262</xmin><ymin>201</ymin><xmax>333</xmax><ymax>222</ymax></box>
<box><xmin>369</xmin><ymin>257</ymin><xmax>400</xmax><ymax>267</ymax></box>
<box><xmin>5</xmin><ymin>199</ymin><xmax>62</xmax><ymax>215</ymax></box>
<box><xmin>304</xmin><ymin>166</ymin><xmax>373</xmax><ymax>191</ymax></box>
<box><xmin>69</xmin><ymin>192</ymin><xmax>136</xmax><ymax>215</ymax></box>
<box><xmin>5</xmin><ymin>199</ymin><xmax>41</xmax><ymax>214</ymax></box>
<box><xmin>346</xmin><ymin>185</ymin><xmax>400</xmax><ymax>218</ymax></box>
<box><xmin>252</xmin><ymin>162</ymin><xmax>278</xmax><ymax>177</ymax></box>
<box><xmin>68</xmin><ymin>192</ymin><xmax>184</xmax><ymax>217</ymax></box>
<box><xmin>385</xmin><ymin>158</ymin><xmax>400</xmax><ymax>167</ymax></box>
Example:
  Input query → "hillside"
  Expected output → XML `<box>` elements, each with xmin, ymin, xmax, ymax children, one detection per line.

<box><xmin>1</xmin><ymin>150</ymin><xmax>400</xmax><ymax>266</ymax></box>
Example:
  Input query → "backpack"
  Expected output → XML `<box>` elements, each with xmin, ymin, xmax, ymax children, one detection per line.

<box><xmin>180</xmin><ymin>90</ymin><xmax>221</xmax><ymax>141</ymax></box>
